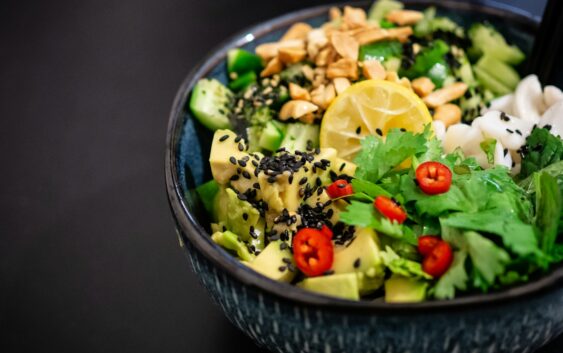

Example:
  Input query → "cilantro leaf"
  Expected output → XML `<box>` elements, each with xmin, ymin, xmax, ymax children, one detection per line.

<box><xmin>340</xmin><ymin>201</ymin><xmax>417</xmax><ymax>244</ymax></box>
<box><xmin>464</xmin><ymin>231</ymin><xmax>510</xmax><ymax>284</ymax></box>
<box><xmin>351</xmin><ymin>178</ymin><xmax>391</xmax><ymax>199</ymax></box>
<box><xmin>480</xmin><ymin>138</ymin><xmax>496</xmax><ymax>165</ymax></box>
<box><xmin>519</xmin><ymin>127</ymin><xmax>563</xmax><ymax>179</ymax></box>
<box><xmin>434</xmin><ymin>250</ymin><xmax>468</xmax><ymax>299</ymax></box>
<box><xmin>354</xmin><ymin>128</ymin><xmax>427</xmax><ymax>182</ymax></box>
<box><xmin>381</xmin><ymin>246</ymin><xmax>432</xmax><ymax>279</ymax></box>
<box><xmin>519</xmin><ymin>160</ymin><xmax>563</xmax><ymax>195</ymax></box>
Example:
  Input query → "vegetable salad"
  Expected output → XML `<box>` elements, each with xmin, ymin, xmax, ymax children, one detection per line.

<box><xmin>189</xmin><ymin>0</ymin><xmax>563</xmax><ymax>302</ymax></box>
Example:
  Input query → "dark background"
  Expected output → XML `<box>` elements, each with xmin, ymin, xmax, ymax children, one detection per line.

<box><xmin>1</xmin><ymin>0</ymin><xmax>560</xmax><ymax>352</ymax></box>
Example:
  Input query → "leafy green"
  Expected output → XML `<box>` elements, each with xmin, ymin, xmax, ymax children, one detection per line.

<box><xmin>534</xmin><ymin>172</ymin><xmax>562</xmax><ymax>255</ymax></box>
<box><xmin>400</xmin><ymin>40</ymin><xmax>450</xmax><ymax>88</ymax></box>
<box><xmin>359</xmin><ymin>41</ymin><xmax>403</xmax><ymax>62</ymax></box>
<box><xmin>351</xmin><ymin>178</ymin><xmax>391</xmax><ymax>199</ymax></box>
<box><xmin>519</xmin><ymin>127</ymin><xmax>563</xmax><ymax>179</ymax></box>
<box><xmin>519</xmin><ymin>161</ymin><xmax>563</xmax><ymax>194</ymax></box>
<box><xmin>480</xmin><ymin>138</ymin><xmax>496</xmax><ymax>165</ymax></box>
<box><xmin>340</xmin><ymin>201</ymin><xmax>417</xmax><ymax>245</ymax></box>
<box><xmin>441</xmin><ymin>210</ymin><xmax>539</xmax><ymax>257</ymax></box>
<box><xmin>434</xmin><ymin>250</ymin><xmax>468</xmax><ymax>299</ymax></box>
<box><xmin>381</xmin><ymin>246</ymin><xmax>432</xmax><ymax>280</ymax></box>
<box><xmin>354</xmin><ymin>128</ymin><xmax>427</xmax><ymax>182</ymax></box>
<box><xmin>196</xmin><ymin>180</ymin><xmax>219</xmax><ymax>215</ymax></box>
<box><xmin>464</xmin><ymin>231</ymin><xmax>510</xmax><ymax>284</ymax></box>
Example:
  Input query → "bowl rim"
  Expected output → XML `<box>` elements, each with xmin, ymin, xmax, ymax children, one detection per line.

<box><xmin>165</xmin><ymin>0</ymin><xmax>563</xmax><ymax>313</ymax></box>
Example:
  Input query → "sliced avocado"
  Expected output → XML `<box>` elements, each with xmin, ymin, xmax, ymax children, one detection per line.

<box><xmin>213</xmin><ymin>188</ymin><xmax>265</xmax><ymax>250</ymax></box>
<box><xmin>212</xmin><ymin>230</ymin><xmax>255</xmax><ymax>262</ymax></box>
<box><xmin>384</xmin><ymin>274</ymin><xmax>428</xmax><ymax>303</ymax></box>
<box><xmin>258</xmin><ymin>170</ymin><xmax>304</xmax><ymax>213</ymax></box>
<box><xmin>249</xmin><ymin>240</ymin><xmax>295</xmax><ymax>282</ymax></box>
<box><xmin>209</xmin><ymin>129</ymin><xmax>249</xmax><ymax>184</ymax></box>
<box><xmin>297</xmin><ymin>273</ymin><xmax>360</xmax><ymax>300</ymax></box>
<box><xmin>189</xmin><ymin>79</ymin><xmax>233</xmax><ymax>131</ymax></box>
<box><xmin>331</xmin><ymin>227</ymin><xmax>385</xmax><ymax>294</ymax></box>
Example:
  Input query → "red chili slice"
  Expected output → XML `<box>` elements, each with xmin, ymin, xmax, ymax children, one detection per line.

<box><xmin>326</xmin><ymin>179</ymin><xmax>353</xmax><ymax>199</ymax></box>
<box><xmin>415</xmin><ymin>161</ymin><xmax>452</xmax><ymax>195</ymax></box>
<box><xmin>374</xmin><ymin>196</ymin><xmax>407</xmax><ymax>224</ymax></box>
<box><xmin>418</xmin><ymin>235</ymin><xmax>442</xmax><ymax>257</ymax></box>
<box><xmin>422</xmin><ymin>241</ymin><xmax>453</xmax><ymax>278</ymax></box>
<box><xmin>292</xmin><ymin>228</ymin><xmax>334</xmax><ymax>277</ymax></box>
<box><xmin>320</xmin><ymin>224</ymin><xmax>333</xmax><ymax>239</ymax></box>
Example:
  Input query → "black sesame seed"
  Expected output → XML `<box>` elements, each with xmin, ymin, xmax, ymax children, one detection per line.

<box><xmin>503</xmin><ymin>148</ymin><xmax>508</xmax><ymax>156</ymax></box>
<box><xmin>323</xmin><ymin>270</ymin><xmax>335</xmax><ymax>276</ymax></box>
<box><xmin>353</xmin><ymin>258</ymin><xmax>361</xmax><ymax>268</ymax></box>
<box><xmin>339</xmin><ymin>163</ymin><xmax>346</xmax><ymax>172</ymax></box>
<box><xmin>376</xmin><ymin>128</ymin><xmax>383</xmax><ymax>136</ymax></box>
<box><xmin>511</xmin><ymin>161</ymin><xmax>515</xmax><ymax>167</ymax></box>
<box><xmin>356</xmin><ymin>126</ymin><xmax>361</xmax><ymax>134</ymax></box>
<box><xmin>219</xmin><ymin>134</ymin><xmax>229</xmax><ymax>142</ymax></box>
<box><xmin>506</xmin><ymin>128</ymin><xmax>514</xmax><ymax>134</ymax></box>
<box><xmin>317</xmin><ymin>187</ymin><xmax>324</xmax><ymax>196</ymax></box>
<box><xmin>545</xmin><ymin>124</ymin><xmax>552</xmax><ymax>131</ymax></box>
<box><xmin>242</xmin><ymin>171</ymin><xmax>251</xmax><ymax>179</ymax></box>
<box><xmin>237</xmin><ymin>194</ymin><xmax>247</xmax><ymax>201</ymax></box>
<box><xmin>515</xmin><ymin>129</ymin><xmax>522</xmax><ymax>136</ymax></box>
<box><xmin>268</xmin><ymin>176</ymin><xmax>276</xmax><ymax>183</ymax></box>
<box><xmin>282</xmin><ymin>257</ymin><xmax>292</xmax><ymax>264</ymax></box>
<box><xmin>230</xmin><ymin>174</ymin><xmax>239</xmax><ymax>181</ymax></box>
<box><xmin>238</xmin><ymin>143</ymin><xmax>244</xmax><ymax>151</ymax></box>
<box><xmin>238</xmin><ymin>160</ymin><xmax>247</xmax><ymax>167</ymax></box>
<box><xmin>278</xmin><ymin>266</ymin><xmax>286</xmax><ymax>272</ymax></box>
<box><xmin>253</xmin><ymin>182</ymin><xmax>260</xmax><ymax>189</ymax></box>
<box><xmin>234</xmin><ymin>136</ymin><xmax>242</xmax><ymax>143</ymax></box>
<box><xmin>280</xmin><ymin>242</ymin><xmax>288</xmax><ymax>250</ymax></box>
<box><xmin>242</xmin><ymin>213</ymin><xmax>248</xmax><ymax>221</ymax></box>
<box><xmin>287</xmin><ymin>264</ymin><xmax>296</xmax><ymax>272</ymax></box>
<box><xmin>400</xmin><ymin>128</ymin><xmax>406</xmax><ymax>132</ymax></box>
<box><xmin>299</xmin><ymin>177</ymin><xmax>308</xmax><ymax>185</ymax></box>
<box><xmin>315</xmin><ymin>177</ymin><xmax>322</xmax><ymax>187</ymax></box>
<box><xmin>229</xmin><ymin>156</ymin><xmax>237</xmax><ymax>165</ymax></box>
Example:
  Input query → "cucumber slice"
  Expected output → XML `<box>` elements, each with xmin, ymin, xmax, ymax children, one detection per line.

<box><xmin>228</xmin><ymin>71</ymin><xmax>257</xmax><ymax>92</ymax></box>
<box><xmin>476</xmin><ymin>54</ymin><xmax>520</xmax><ymax>91</ymax></box>
<box><xmin>270</xmin><ymin>120</ymin><xmax>288</xmax><ymax>135</ymax></box>
<box><xmin>189</xmin><ymin>79</ymin><xmax>233</xmax><ymax>130</ymax></box>
<box><xmin>279</xmin><ymin>122</ymin><xmax>319</xmax><ymax>153</ymax></box>
<box><xmin>227</xmin><ymin>49</ymin><xmax>263</xmax><ymax>75</ymax></box>
<box><xmin>474</xmin><ymin>66</ymin><xmax>512</xmax><ymax>96</ymax></box>
<box><xmin>259</xmin><ymin>121</ymin><xmax>284</xmax><ymax>152</ymax></box>
<box><xmin>469</xmin><ymin>24</ymin><xmax>525</xmax><ymax>65</ymax></box>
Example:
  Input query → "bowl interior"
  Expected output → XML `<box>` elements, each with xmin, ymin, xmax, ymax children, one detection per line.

<box><xmin>167</xmin><ymin>1</ymin><xmax>563</xmax><ymax>308</ymax></box>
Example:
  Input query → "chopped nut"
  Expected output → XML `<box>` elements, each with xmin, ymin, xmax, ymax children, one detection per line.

<box><xmin>385</xmin><ymin>71</ymin><xmax>399</xmax><ymax>82</ymax></box>
<box><xmin>433</xmin><ymin>104</ymin><xmax>462</xmax><ymax>128</ymax></box>
<box><xmin>256</xmin><ymin>39</ymin><xmax>305</xmax><ymax>61</ymax></box>
<box><xmin>333</xmin><ymin>77</ymin><xmax>351</xmax><ymax>95</ymax></box>
<box><xmin>289</xmin><ymin>83</ymin><xmax>311</xmax><ymax>101</ymax></box>
<box><xmin>329</xmin><ymin>6</ymin><xmax>342</xmax><ymax>21</ymax></box>
<box><xmin>412</xmin><ymin>43</ymin><xmax>422</xmax><ymax>55</ymax></box>
<box><xmin>399</xmin><ymin>77</ymin><xmax>412</xmax><ymax>91</ymax></box>
<box><xmin>279</xmin><ymin>100</ymin><xmax>319</xmax><ymax>123</ymax></box>
<box><xmin>412</xmin><ymin>77</ymin><xmax>435</xmax><ymax>97</ymax></box>
<box><xmin>330</xmin><ymin>32</ymin><xmax>359</xmax><ymax>61</ymax></box>
<box><xmin>315</xmin><ymin>46</ymin><xmax>336</xmax><ymax>67</ymax></box>
<box><xmin>327</xmin><ymin>58</ymin><xmax>358</xmax><ymax>80</ymax></box>
<box><xmin>385</xmin><ymin>10</ymin><xmax>424</xmax><ymax>26</ymax></box>
<box><xmin>362</xmin><ymin>60</ymin><xmax>386</xmax><ymax>80</ymax></box>
<box><xmin>343</xmin><ymin>6</ymin><xmax>367</xmax><ymax>29</ymax></box>
<box><xmin>301</xmin><ymin>65</ymin><xmax>315</xmax><ymax>81</ymax></box>
<box><xmin>260</xmin><ymin>57</ymin><xmax>283</xmax><ymax>77</ymax></box>
<box><xmin>281</xmin><ymin>22</ymin><xmax>313</xmax><ymax>41</ymax></box>
<box><xmin>307</xmin><ymin>29</ymin><xmax>329</xmax><ymax>61</ymax></box>
<box><xmin>354</xmin><ymin>26</ymin><xmax>413</xmax><ymax>45</ymax></box>
<box><xmin>312</xmin><ymin>67</ymin><xmax>328</xmax><ymax>88</ymax></box>
<box><xmin>423</xmin><ymin>82</ymin><xmax>468</xmax><ymax>108</ymax></box>
<box><xmin>278</xmin><ymin>47</ymin><xmax>307</xmax><ymax>64</ymax></box>
<box><xmin>311</xmin><ymin>83</ymin><xmax>336</xmax><ymax>110</ymax></box>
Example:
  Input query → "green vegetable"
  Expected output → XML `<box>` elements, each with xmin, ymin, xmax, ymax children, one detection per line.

<box><xmin>519</xmin><ymin>161</ymin><xmax>563</xmax><ymax>195</ymax></box>
<box><xmin>212</xmin><ymin>230</ymin><xmax>255</xmax><ymax>262</ymax></box>
<box><xmin>519</xmin><ymin>127</ymin><xmax>563</xmax><ymax>179</ymax></box>
<box><xmin>468</xmin><ymin>23</ymin><xmax>525</xmax><ymax>65</ymax></box>
<box><xmin>480</xmin><ymin>138</ymin><xmax>496</xmax><ymax>165</ymax></box>
<box><xmin>359</xmin><ymin>41</ymin><xmax>403</xmax><ymax>63</ymax></box>
<box><xmin>534</xmin><ymin>172</ymin><xmax>562</xmax><ymax>255</ymax></box>
<box><xmin>279</xmin><ymin>122</ymin><xmax>319</xmax><ymax>152</ymax></box>
<box><xmin>464</xmin><ymin>231</ymin><xmax>510</xmax><ymax>284</ymax></box>
<box><xmin>258</xmin><ymin>120</ymin><xmax>284</xmax><ymax>152</ymax></box>
<box><xmin>473</xmin><ymin>66</ymin><xmax>512</xmax><ymax>96</ymax></box>
<box><xmin>381</xmin><ymin>246</ymin><xmax>432</xmax><ymax>280</ymax></box>
<box><xmin>227</xmin><ymin>48</ymin><xmax>263</xmax><ymax>75</ymax></box>
<box><xmin>189</xmin><ymin>78</ymin><xmax>233</xmax><ymax>130</ymax></box>
<box><xmin>228</xmin><ymin>71</ymin><xmax>257</xmax><ymax>91</ymax></box>
<box><xmin>196</xmin><ymin>180</ymin><xmax>219</xmax><ymax>215</ymax></box>
<box><xmin>475</xmin><ymin>54</ymin><xmax>521</xmax><ymax>92</ymax></box>
<box><xmin>368</xmin><ymin>0</ymin><xmax>403</xmax><ymax>22</ymax></box>
<box><xmin>280</xmin><ymin>63</ymin><xmax>311</xmax><ymax>87</ymax></box>
<box><xmin>414</xmin><ymin>7</ymin><xmax>463</xmax><ymax>37</ymax></box>
<box><xmin>351</xmin><ymin>178</ymin><xmax>392</xmax><ymax>199</ymax></box>
<box><xmin>354</xmin><ymin>128</ymin><xmax>427</xmax><ymax>182</ymax></box>
<box><xmin>380</xmin><ymin>19</ymin><xmax>396</xmax><ymax>29</ymax></box>
<box><xmin>433</xmin><ymin>250</ymin><xmax>468</xmax><ymax>299</ymax></box>
<box><xmin>400</xmin><ymin>40</ymin><xmax>450</xmax><ymax>88</ymax></box>
<box><xmin>340</xmin><ymin>201</ymin><xmax>417</xmax><ymax>245</ymax></box>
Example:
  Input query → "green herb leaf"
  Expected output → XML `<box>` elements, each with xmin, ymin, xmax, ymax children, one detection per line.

<box><xmin>464</xmin><ymin>231</ymin><xmax>510</xmax><ymax>284</ymax></box>
<box><xmin>354</xmin><ymin>129</ymin><xmax>427</xmax><ymax>182</ymax></box>
<box><xmin>381</xmin><ymin>246</ymin><xmax>432</xmax><ymax>279</ymax></box>
<box><xmin>534</xmin><ymin>172</ymin><xmax>562</xmax><ymax>255</ymax></box>
<box><xmin>519</xmin><ymin>127</ymin><xmax>563</xmax><ymax>179</ymax></box>
<box><xmin>434</xmin><ymin>250</ymin><xmax>468</xmax><ymax>299</ymax></box>
<box><xmin>351</xmin><ymin>178</ymin><xmax>391</xmax><ymax>199</ymax></box>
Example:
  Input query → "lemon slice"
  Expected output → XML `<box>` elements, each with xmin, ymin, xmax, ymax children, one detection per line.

<box><xmin>320</xmin><ymin>80</ymin><xmax>432</xmax><ymax>161</ymax></box>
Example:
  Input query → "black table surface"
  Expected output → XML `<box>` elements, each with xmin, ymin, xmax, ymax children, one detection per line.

<box><xmin>1</xmin><ymin>0</ymin><xmax>560</xmax><ymax>352</ymax></box>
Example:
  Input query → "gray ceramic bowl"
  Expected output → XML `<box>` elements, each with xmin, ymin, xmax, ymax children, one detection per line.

<box><xmin>165</xmin><ymin>1</ymin><xmax>563</xmax><ymax>352</ymax></box>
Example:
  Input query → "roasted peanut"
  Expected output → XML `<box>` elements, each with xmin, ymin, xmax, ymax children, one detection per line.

<box><xmin>412</xmin><ymin>77</ymin><xmax>435</xmax><ymax>97</ymax></box>
<box><xmin>433</xmin><ymin>104</ymin><xmax>462</xmax><ymax>127</ymax></box>
<box><xmin>385</xmin><ymin>10</ymin><xmax>424</xmax><ymax>26</ymax></box>
<box><xmin>327</xmin><ymin>58</ymin><xmax>358</xmax><ymax>80</ymax></box>
<box><xmin>289</xmin><ymin>83</ymin><xmax>311</xmax><ymax>101</ymax></box>
<box><xmin>362</xmin><ymin>60</ymin><xmax>386</xmax><ymax>80</ymax></box>
<box><xmin>281</xmin><ymin>22</ymin><xmax>313</xmax><ymax>41</ymax></box>
<box><xmin>260</xmin><ymin>57</ymin><xmax>283</xmax><ymax>77</ymax></box>
<box><xmin>278</xmin><ymin>47</ymin><xmax>307</xmax><ymax>64</ymax></box>
<box><xmin>423</xmin><ymin>82</ymin><xmax>468</xmax><ymax>108</ymax></box>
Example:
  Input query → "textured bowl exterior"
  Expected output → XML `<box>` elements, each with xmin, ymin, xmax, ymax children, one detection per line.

<box><xmin>179</xmin><ymin>233</ymin><xmax>563</xmax><ymax>353</ymax></box>
<box><xmin>166</xmin><ymin>2</ymin><xmax>563</xmax><ymax>352</ymax></box>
